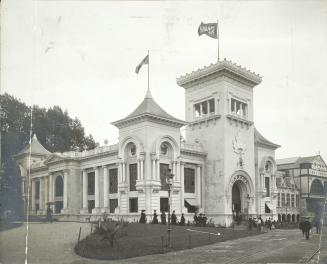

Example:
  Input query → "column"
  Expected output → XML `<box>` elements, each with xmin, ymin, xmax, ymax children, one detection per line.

<box><xmin>118</xmin><ymin>161</ymin><xmax>123</xmax><ymax>183</ymax></box>
<box><xmin>156</xmin><ymin>159</ymin><xmax>160</xmax><ymax>181</ymax></box>
<box><xmin>137</xmin><ymin>159</ymin><xmax>140</xmax><ymax>180</ymax></box>
<box><xmin>94</xmin><ymin>167</ymin><xmax>99</xmax><ymax>209</ymax></box>
<box><xmin>176</xmin><ymin>161</ymin><xmax>180</xmax><ymax>182</ymax></box>
<box><xmin>263</xmin><ymin>174</ymin><xmax>266</xmax><ymax>190</ymax></box>
<box><xmin>122</xmin><ymin>163</ymin><xmax>126</xmax><ymax>182</ymax></box>
<box><xmin>172</xmin><ymin>161</ymin><xmax>176</xmax><ymax>180</ymax></box>
<box><xmin>31</xmin><ymin>179</ymin><xmax>36</xmax><ymax>212</ymax></box>
<box><xmin>39</xmin><ymin>178</ymin><xmax>44</xmax><ymax>212</ymax></box>
<box><xmin>103</xmin><ymin>166</ymin><xmax>109</xmax><ymax>210</ymax></box>
<box><xmin>140</xmin><ymin>157</ymin><xmax>144</xmax><ymax>180</ymax></box>
<box><xmin>82</xmin><ymin>170</ymin><xmax>88</xmax><ymax>211</ymax></box>
<box><xmin>152</xmin><ymin>157</ymin><xmax>156</xmax><ymax>180</ymax></box>
<box><xmin>44</xmin><ymin>176</ymin><xmax>49</xmax><ymax>208</ymax></box>
<box><xmin>62</xmin><ymin>170</ymin><xmax>68</xmax><ymax>213</ymax></box>
<box><xmin>180</xmin><ymin>162</ymin><xmax>185</xmax><ymax>213</ymax></box>
<box><xmin>196</xmin><ymin>165</ymin><xmax>201</xmax><ymax>207</ymax></box>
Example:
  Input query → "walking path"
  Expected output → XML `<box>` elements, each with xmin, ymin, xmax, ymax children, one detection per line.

<box><xmin>0</xmin><ymin>222</ymin><xmax>326</xmax><ymax>264</ymax></box>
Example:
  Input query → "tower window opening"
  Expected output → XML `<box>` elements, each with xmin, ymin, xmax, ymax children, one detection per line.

<box><xmin>231</xmin><ymin>98</ymin><xmax>247</xmax><ymax>118</ymax></box>
<box><xmin>194</xmin><ymin>98</ymin><xmax>215</xmax><ymax>118</ymax></box>
<box><xmin>201</xmin><ymin>101</ymin><xmax>208</xmax><ymax>115</ymax></box>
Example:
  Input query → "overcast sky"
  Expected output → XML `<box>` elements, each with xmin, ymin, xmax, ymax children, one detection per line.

<box><xmin>2</xmin><ymin>0</ymin><xmax>327</xmax><ymax>162</ymax></box>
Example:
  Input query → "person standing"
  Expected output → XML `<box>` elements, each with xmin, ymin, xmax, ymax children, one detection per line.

<box><xmin>171</xmin><ymin>210</ymin><xmax>177</xmax><ymax>225</ymax></box>
<box><xmin>152</xmin><ymin>210</ymin><xmax>158</xmax><ymax>224</ymax></box>
<box><xmin>303</xmin><ymin>218</ymin><xmax>312</xmax><ymax>240</ymax></box>
<box><xmin>299</xmin><ymin>220</ymin><xmax>305</xmax><ymax>237</ymax></box>
<box><xmin>139</xmin><ymin>210</ymin><xmax>146</xmax><ymax>224</ymax></box>
<box><xmin>161</xmin><ymin>211</ymin><xmax>166</xmax><ymax>225</ymax></box>
<box><xmin>46</xmin><ymin>204</ymin><xmax>53</xmax><ymax>223</ymax></box>
<box><xmin>180</xmin><ymin>213</ymin><xmax>185</xmax><ymax>226</ymax></box>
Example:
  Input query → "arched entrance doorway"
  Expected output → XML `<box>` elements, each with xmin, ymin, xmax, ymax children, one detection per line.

<box><xmin>232</xmin><ymin>183</ymin><xmax>241</xmax><ymax>213</ymax></box>
<box><xmin>231</xmin><ymin>180</ymin><xmax>250</xmax><ymax>216</ymax></box>
<box><xmin>55</xmin><ymin>176</ymin><xmax>63</xmax><ymax>213</ymax></box>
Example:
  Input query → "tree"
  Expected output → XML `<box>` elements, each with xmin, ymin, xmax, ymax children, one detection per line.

<box><xmin>0</xmin><ymin>93</ymin><xmax>97</xmax><ymax>214</ymax></box>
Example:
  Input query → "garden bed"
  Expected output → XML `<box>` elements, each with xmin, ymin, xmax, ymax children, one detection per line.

<box><xmin>75</xmin><ymin>222</ymin><xmax>261</xmax><ymax>260</ymax></box>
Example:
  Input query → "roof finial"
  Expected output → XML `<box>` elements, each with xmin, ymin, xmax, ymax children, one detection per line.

<box><xmin>145</xmin><ymin>89</ymin><xmax>152</xmax><ymax>99</ymax></box>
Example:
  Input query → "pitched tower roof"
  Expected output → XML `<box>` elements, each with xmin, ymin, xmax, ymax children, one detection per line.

<box><xmin>112</xmin><ymin>90</ymin><xmax>187</xmax><ymax>128</ymax></box>
<box><xmin>254</xmin><ymin>128</ymin><xmax>280</xmax><ymax>149</ymax></box>
<box><xmin>14</xmin><ymin>134</ymin><xmax>51</xmax><ymax>158</ymax></box>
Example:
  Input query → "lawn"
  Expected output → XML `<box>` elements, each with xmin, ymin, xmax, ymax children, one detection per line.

<box><xmin>75</xmin><ymin>222</ymin><xmax>261</xmax><ymax>260</ymax></box>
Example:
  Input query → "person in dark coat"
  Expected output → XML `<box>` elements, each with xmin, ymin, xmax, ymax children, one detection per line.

<box><xmin>139</xmin><ymin>210</ymin><xmax>146</xmax><ymax>224</ymax></box>
<box><xmin>299</xmin><ymin>221</ymin><xmax>305</xmax><ymax>237</ymax></box>
<box><xmin>315</xmin><ymin>218</ymin><xmax>322</xmax><ymax>234</ymax></box>
<box><xmin>180</xmin><ymin>213</ymin><xmax>185</xmax><ymax>226</ymax></box>
<box><xmin>193</xmin><ymin>212</ymin><xmax>198</xmax><ymax>225</ymax></box>
<box><xmin>171</xmin><ymin>210</ymin><xmax>177</xmax><ymax>225</ymax></box>
<box><xmin>303</xmin><ymin>218</ymin><xmax>312</xmax><ymax>240</ymax></box>
<box><xmin>46</xmin><ymin>204</ymin><xmax>53</xmax><ymax>223</ymax></box>
<box><xmin>161</xmin><ymin>211</ymin><xmax>166</xmax><ymax>225</ymax></box>
<box><xmin>152</xmin><ymin>210</ymin><xmax>158</xmax><ymax>224</ymax></box>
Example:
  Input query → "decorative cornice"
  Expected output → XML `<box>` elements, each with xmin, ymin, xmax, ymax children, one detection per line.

<box><xmin>177</xmin><ymin>59</ymin><xmax>262</xmax><ymax>88</ymax></box>
<box><xmin>188</xmin><ymin>114</ymin><xmax>221</xmax><ymax>129</ymax></box>
<box><xmin>226</xmin><ymin>114</ymin><xmax>253</xmax><ymax>128</ymax></box>
<box><xmin>111</xmin><ymin>113</ymin><xmax>187</xmax><ymax>129</ymax></box>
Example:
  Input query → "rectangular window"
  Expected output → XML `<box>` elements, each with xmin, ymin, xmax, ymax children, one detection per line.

<box><xmin>194</xmin><ymin>98</ymin><xmax>215</xmax><ymax>118</ymax></box>
<box><xmin>265</xmin><ymin>177</ymin><xmax>270</xmax><ymax>197</ymax></box>
<box><xmin>209</xmin><ymin>99</ymin><xmax>215</xmax><ymax>113</ymax></box>
<box><xmin>277</xmin><ymin>193</ymin><xmax>281</xmax><ymax>207</ymax></box>
<box><xmin>296</xmin><ymin>195</ymin><xmax>299</xmax><ymax>207</ymax></box>
<box><xmin>109</xmin><ymin>168</ymin><xmax>118</xmax><ymax>194</ymax></box>
<box><xmin>286</xmin><ymin>194</ymin><xmax>290</xmax><ymax>207</ymax></box>
<box><xmin>129</xmin><ymin>198</ymin><xmax>138</xmax><ymax>213</ymax></box>
<box><xmin>230</xmin><ymin>98</ymin><xmax>247</xmax><ymax>118</ymax></box>
<box><xmin>88</xmin><ymin>200</ymin><xmax>95</xmax><ymax>214</ymax></box>
<box><xmin>129</xmin><ymin>164</ymin><xmax>137</xmax><ymax>191</ymax></box>
<box><xmin>109</xmin><ymin>199</ymin><xmax>118</xmax><ymax>213</ymax></box>
<box><xmin>184</xmin><ymin>168</ymin><xmax>195</xmax><ymax>193</ymax></box>
<box><xmin>160</xmin><ymin>198</ymin><xmax>169</xmax><ymax>212</ymax></box>
<box><xmin>35</xmin><ymin>181</ymin><xmax>40</xmax><ymax>200</ymax></box>
<box><xmin>160</xmin><ymin>163</ymin><xmax>170</xmax><ymax>191</ymax></box>
<box><xmin>231</xmin><ymin>98</ymin><xmax>235</xmax><ymax>113</ymax></box>
<box><xmin>291</xmin><ymin>194</ymin><xmax>295</xmax><ymax>207</ymax></box>
<box><xmin>88</xmin><ymin>172</ymin><xmax>95</xmax><ymax>195</ymax></box>
<box><xmin>201</xmin><ymin>101</ymin><xmax>208</xmax><ymax>115</ymax></box>
<box><xmin>194</xmin><ymin>103</ymin><xmax>200</xmax><ymax>117</ymax></box>
<box><xmin>282</xmin><ymin>193</ymin><xmax>285</xmax><ymax>207</ymax></box>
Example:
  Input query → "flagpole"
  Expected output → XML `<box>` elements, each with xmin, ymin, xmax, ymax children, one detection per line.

<box><xmin>147</xmin><ymin>50</ymin><xmax>150</xmax><ymax>91</ymax></box>
<box><xmin>217</xmin><ymin>20</ymin><xmax>220</xmax><ymax>62</ymax></box>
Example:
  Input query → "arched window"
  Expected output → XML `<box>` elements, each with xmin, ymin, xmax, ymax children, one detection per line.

<box><xmin>310</xmin><ymin>179</ymin><xmax>324</xmax><ymax>195</ymax></box>
<box><xmin>160</xmin><ymin>143</ymin><xmax>169</xmax><ymax>156</ymax></box>
<box><xmin>55</xmin><ymin>176</ymin><xmax>64</xmax><ymax>213</ymax></box>
<box><xmin>130</xmin><ymin>143</ymin><xmax>136</xmax><ymax>156</ymax></box>
<box><xmin>265</xmin><ymin>160</ymin><xmax>273</xmax><ymax>174</ymax></box>
<box><xmin>55</xmin><ymin>176</ymin><xmax>63</xmax><ymax>197</ymax></box>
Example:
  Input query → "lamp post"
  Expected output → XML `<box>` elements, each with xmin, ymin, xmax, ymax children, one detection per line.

<box><xmin>166</xmin><ymin>168</ymin><xmax>174</xmax><ymax>248</ymax></box>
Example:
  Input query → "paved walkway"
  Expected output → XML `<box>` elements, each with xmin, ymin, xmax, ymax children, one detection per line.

<box><xmin>0</xmin><ymin>222</ymin><xmax>327</xmax><ymax>264</ymax></box>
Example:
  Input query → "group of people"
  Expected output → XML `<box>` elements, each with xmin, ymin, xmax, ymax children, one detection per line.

<box><xmin>248</xmin><ymin>217</ymin><xmax>275</xmax><ymax>231</ymax></box>
<box><xmin>193</xmin><ymin>212</ymin><xmax>208</xmax><ymax>226</ymax></box>
<box><xmin>139</xmin><ymin>210</ymin><xmax>186</xmax><ymax>225</ymax></box>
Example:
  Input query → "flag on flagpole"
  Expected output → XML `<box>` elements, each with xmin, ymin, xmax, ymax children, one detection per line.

<box><xmin>135</xmin><ymin>54</ymin><xmax>149</xmax><ymax>74</ymax></box>
<box><xmin>198</xmin><ymin>22</ymin><xmax>218</xmax><ymax>39</ymax></box>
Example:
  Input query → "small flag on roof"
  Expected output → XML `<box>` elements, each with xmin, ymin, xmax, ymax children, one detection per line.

<box><xmin>198</xmin><ymin>22</ymin><xmax>218</xmax><ymax>39</ymax></box>
<box><xmin>135</xmin><ymin>54</ymin><xmax>149</xmax><ymax>74</ymax></box>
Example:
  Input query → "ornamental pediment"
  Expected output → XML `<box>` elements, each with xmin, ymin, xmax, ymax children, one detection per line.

<box><xmin>312</xmin><ymin>156</ymin><xmax>327</xmax><ymax>172</ymax></box>
<box><xmin>44</xmin><ymin>154</ymin><xmax>67</xmax><ymax>164</ymax></box>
